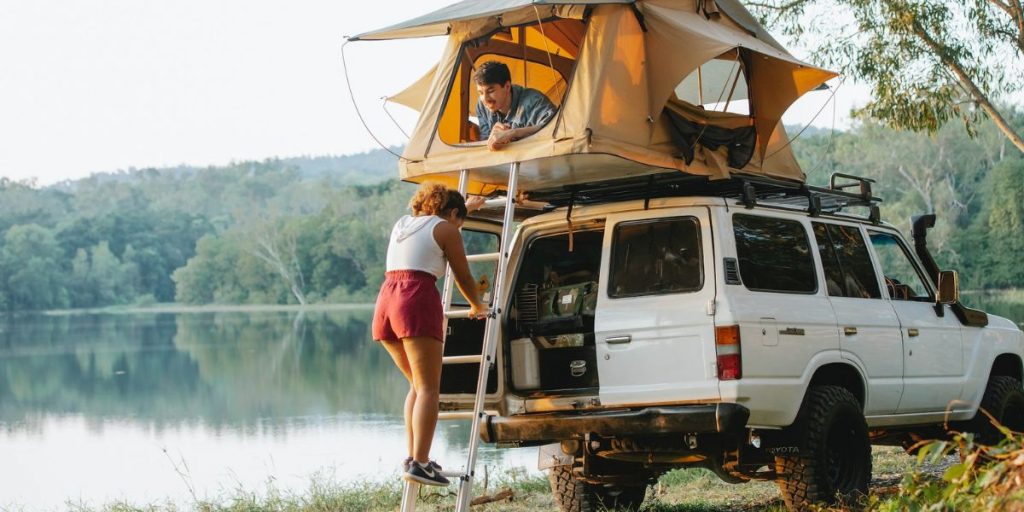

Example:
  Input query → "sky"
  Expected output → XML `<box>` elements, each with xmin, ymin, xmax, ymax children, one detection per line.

<box><xmin>0</xmin><ymin>0</ymin><xmax>869</xmax><ymax>185</ymax></box>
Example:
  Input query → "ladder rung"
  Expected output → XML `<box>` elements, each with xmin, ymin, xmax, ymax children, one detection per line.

<box><xmin>443</xmin><ymin>354</ymin><xmax>483</xmax><ymax>365</ymax></box>
<box><xmin>482</xmin><ymin>197</ymin><xmax>508</xmax><ymax>209</ymax></box>
<box><xmin>445</xmin><ymin>308</ymin><xmax>472</xmax><ymax>319</ymax></box>
<box><xmin>466</xmin><ymin>252</ymin><xmax>500</xmax><ymax>263</ymax></box>
<box><xmin>439</xmin><ymin>469</ymin><xmax>466</xmax><ymax>478</ymax></box>
<box><xmin>438</xmin><ymin>410</ymin><xmax>497</xmax><ymax>421</ymax></box>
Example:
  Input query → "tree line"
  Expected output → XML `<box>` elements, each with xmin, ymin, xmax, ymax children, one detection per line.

<box><xmin>0</xmin><ymin>116</ymin><xmax>1021</xmax><ymax>312</ymax></box>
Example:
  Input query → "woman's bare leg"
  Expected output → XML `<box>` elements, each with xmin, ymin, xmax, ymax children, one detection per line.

<box><xmin>381</xmin><ymin>339</ymin><xmax>416</xmax><ymax>458</ymax></box>
<box><xmin>403</xmin><ymin>336</ymin><xmax>444</xmax><ymax>463</ymax></box>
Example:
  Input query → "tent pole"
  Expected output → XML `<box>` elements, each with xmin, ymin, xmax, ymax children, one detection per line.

<box><xmin>697</xmin><ymin>66</ymin><xmax>704</xmax><ymax>105</ymax></box>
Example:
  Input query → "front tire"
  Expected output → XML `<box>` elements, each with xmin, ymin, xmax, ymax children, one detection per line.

<box><xmin>962</xmin><ymin>375</ymin><xmax>1024</xmax><ymax>446</ymax></box>
<box><xmin>548</xmin><ymin>465</ymin><xmax>647</xmax><ymax>512</ymax></box>
<box><xmin>775</xmin><ymin>385</ymin><xmax>871</xmax><ymax>511</ymax></box>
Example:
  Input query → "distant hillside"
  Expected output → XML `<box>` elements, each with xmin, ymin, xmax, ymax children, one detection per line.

<box><xmin>1</xmin><ymin>115</ymin><xmax>1022</xmax><ymax>312</ymax></box>
<box><xmin>54</xmin><ymin>147</ymin><xmax>401</xmax><ymax>192</ymax></box>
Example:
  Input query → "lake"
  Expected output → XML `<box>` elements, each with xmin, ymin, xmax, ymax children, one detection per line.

<box><xmin>0</xmin><ymin>306</ymin><xmax>537</xmax><ymax>509</ymax></box>
<box><xmin>1</xmin><ymin>298</ymin><xmax>1021</xmax><ymax>509</ymax></box>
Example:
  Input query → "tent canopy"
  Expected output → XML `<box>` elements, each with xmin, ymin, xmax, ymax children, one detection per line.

<box><xmin>352</xmin><ymin>0</ymin><xmax>836</xmax><ymax>196</ymax></box>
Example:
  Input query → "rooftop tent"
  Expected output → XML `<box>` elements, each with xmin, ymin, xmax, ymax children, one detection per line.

<box><xmin>352</xmin><ymin>0</ymin><xmax>836</xmax><ymax>195</ymax></box>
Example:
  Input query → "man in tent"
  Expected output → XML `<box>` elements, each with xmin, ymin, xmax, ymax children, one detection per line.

<box><xmin>474</xmin><ymin>61</ymin><xmax>556</xmax><ymax>151</ymax></box>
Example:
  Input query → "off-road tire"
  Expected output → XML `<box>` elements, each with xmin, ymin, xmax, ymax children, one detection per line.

<box><xmin>962</xmin><ymin>375</ymin><xmax>1024</xmax><ymax>446</ymax></box>
<box><xmin>548</xmin><ymin>465</ymin><xmax>647</xmax><ymax>512</ymax></box>
<box><xmin>775</xmin><ymin>385</ymin><xmax>871</xmax><ymax>511</ymax></box>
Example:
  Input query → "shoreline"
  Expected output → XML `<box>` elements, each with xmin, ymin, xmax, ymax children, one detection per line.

<box><xmin>38</xmin><ymin>302</ymin><xmax>376</xmax><ymax>316</ymax></box>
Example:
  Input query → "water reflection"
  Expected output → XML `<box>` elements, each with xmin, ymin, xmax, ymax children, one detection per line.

<box><xmin>0</xmin><ymin>308</ymin><xmax>535</xmax><ymax>509</ymax></box>
<box><xmin>1</xmin><ymin>298</ymin><xmax>1021</xmax><ymax>508</ymax></box>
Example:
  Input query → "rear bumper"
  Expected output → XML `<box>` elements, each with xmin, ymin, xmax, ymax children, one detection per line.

<box><xmin>481</xmin><ymin>403</ymin><xmax>750</xmax><ymax>443</ymax></box>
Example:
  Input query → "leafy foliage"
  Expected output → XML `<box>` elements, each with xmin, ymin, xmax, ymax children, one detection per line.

<box><xmin>750</xmin><ymin>0</ymin><xmax>1024</xmax><ymax>152</ymax></box>
<box><xmin>866</xmin><ymin>427</ymin><xmax>1024</xmax><ymax>510</ymax></box>
<box><xmin>0</xmin><ymin>151</ymin><xmax>401</xmax><ymax>311</ymax></box>
<box><xmin>0</xmin><ymin>116</ymin><xmax>1022</xmax><ymax>312</ymax></box>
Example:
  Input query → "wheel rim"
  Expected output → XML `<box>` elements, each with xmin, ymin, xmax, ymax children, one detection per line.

<box><xmin>825</xmin><ymin>417</ymin><xmax>864</xmax><ymax>492</ymax></box>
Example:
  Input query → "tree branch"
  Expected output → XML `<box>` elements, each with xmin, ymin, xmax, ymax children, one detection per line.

<box><xmin>745</xmin><ymin>0</ymin><xmax>813</xmax><ymax>12</ymax></box>
<box><xmin>911</xmin><ymin>20</ymin><xmax>1024</xmax><ymax>153</ymax></box>
<box><xmin>989</xmin><ymin>0</ymin><xmax>1014</xmax><ymax>16</ymax></box>
<box><xmin>990</xmin><ymin>0</ymin><xmax>1024</xmax><ymax>53</ymax></box>
<box><xmin>897</xmin><ymin>164</ymin><xmax>934</xmax><ymax>212</ymax></box>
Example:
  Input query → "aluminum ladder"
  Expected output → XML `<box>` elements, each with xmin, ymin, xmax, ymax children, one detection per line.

<box><xmin>400</xmin><ymin>163</ymin><xmax>520</xmax><ymax>512</ymax></box>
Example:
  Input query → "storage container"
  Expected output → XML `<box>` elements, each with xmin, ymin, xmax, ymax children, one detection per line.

<box><xmin>511</xmin><ymin>337</ymin><xmax>540</xmax><ymax>390</ymax></box>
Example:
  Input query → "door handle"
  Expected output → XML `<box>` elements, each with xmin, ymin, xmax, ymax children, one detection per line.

<box><xmin>843</xmin><ymin>326</ymin><xmax>858</xmax><ymax>336</ymax></box>
<box><xmin>605</xmin><ymin>335</ymin><xmax>632</xmax><ymax>345</ymax></box>
<box><xmin>908</xmin><ymin>328</ymin><xmax>919</xmax><ymax>337</ymax></box>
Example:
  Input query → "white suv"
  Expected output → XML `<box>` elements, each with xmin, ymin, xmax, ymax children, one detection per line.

<box><xmin>440</xmin><ymin>173</ymin><xmax>1024</xmax><ymax>511</ymax></box>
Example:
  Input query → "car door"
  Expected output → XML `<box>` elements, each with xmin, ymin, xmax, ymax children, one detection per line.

<box><xmin>867</xmin><ymin>229</ymin><xmax>963</xmax><ymax>414</ymax></box>
<box><xmin>594</xmin><ymin>207</ymin><xmax>720</xmax><ymax>405</ymax></box>
<box><xmin>812</xmin><ymin>222</ymin><xmax>904</xmax><ymax>416</ymax></box>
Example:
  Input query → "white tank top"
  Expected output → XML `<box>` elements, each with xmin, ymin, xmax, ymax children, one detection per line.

<box><xmin>385</xmin><ymin>215</ymin><xmax>447</xmax><ymax>278</ymax></box>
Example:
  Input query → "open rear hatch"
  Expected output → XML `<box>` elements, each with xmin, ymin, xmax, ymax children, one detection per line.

<box><xmin>506</xmin><ymin>229</ymin><xmax>605</xmax><ymax>397</ymax></box>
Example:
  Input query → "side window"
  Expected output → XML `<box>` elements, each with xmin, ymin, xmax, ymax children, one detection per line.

<box><xmin>867</xmin><ymin>232</ymin><xmax>931</xmax><ymax>301</ymax></box>
<box><xmin>609</xmin><ymin>217</ymin><xmax>703</xmax><ymax>298</ymax></box>
<box><xmin>733</xmin><ymin>214</ymin><xmax>816</xmax><ymax>294</ymax></box>
<box><xmin>812</xmin><ymin>223</ymin><xmax>881</xmax><ymax>299</ymax></box>
<box><xmin>452</xmin><ymin>230</ymin><xmax>499</xmax><ymax>306</ymax></box>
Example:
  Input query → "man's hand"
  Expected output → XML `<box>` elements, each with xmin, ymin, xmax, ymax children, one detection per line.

<box><xmin>465</xmin><ymin>195</ymin><xmax>486</xmax><ymax>212</ymax></box>
<box><xmin>487</xmin><ymin>122</ymin><xmax>515</xmax><ymax>151</ymax></box>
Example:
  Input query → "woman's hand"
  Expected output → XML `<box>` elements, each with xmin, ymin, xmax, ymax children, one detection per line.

<box><xmin>468</xmin><ymin>301</ymin><xmax>489</xmax><ymax>320</ymax></box>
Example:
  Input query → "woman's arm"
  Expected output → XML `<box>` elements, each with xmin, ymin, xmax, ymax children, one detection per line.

<box><xmin>434</xmin><ymin>222</ymin><xmax>488</xmax><ymax>318</ymax></box>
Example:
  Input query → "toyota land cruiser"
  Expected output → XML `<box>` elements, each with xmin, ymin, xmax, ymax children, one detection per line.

<box><xmin>440</xmin><ymin>173</ymin><xmax>1024</xmax><ymax>511</ymax></box>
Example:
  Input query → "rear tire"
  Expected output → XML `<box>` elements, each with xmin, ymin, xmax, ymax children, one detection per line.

<box><xmin>548</xmin><ymin>465</ymin><xmax>647</xmax><ymax>512</ymax></box>
<box><xmin>775</xmin><ymin>385</ymin><xmax>871</xmax><ymax>511</ymax></box>
<box><xmin>962</xmin><ymin>375</ymin><xmax>1024</xmax><ymax>446</ymax></box>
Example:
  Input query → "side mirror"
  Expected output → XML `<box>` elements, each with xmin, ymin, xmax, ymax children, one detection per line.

<box><xmin>937</xmin><ymin>270</ymin><xmax>960</xmax><ymax>305</ymax></box>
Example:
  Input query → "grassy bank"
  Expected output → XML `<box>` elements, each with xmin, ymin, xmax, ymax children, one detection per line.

<box><xmin>57</xmin><ymin>447</ymin><xmax>960</xmax><ymax>512</ymax></box>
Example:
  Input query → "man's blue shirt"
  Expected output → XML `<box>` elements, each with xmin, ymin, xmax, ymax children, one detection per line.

<box><xmin>476</xmin><ymin>85</ymin><xmax>556</xmax><ymax>139</ymax></box>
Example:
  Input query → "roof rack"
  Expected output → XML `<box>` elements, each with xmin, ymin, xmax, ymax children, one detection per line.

<box><xmin>525</xmin><ymin>171</ymin><xmax>882</xmax><ymax>222</ymax></box>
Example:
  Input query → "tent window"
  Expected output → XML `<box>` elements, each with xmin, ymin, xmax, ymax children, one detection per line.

<box><xmin>673</xmin><ymin>54</ymin><xmax>750</xmax><ymax>115</ymax></box>
<box><xmin>437</xmin><ymin>18</ymin><xmax>584</xmax><ymax>146</ymax></box>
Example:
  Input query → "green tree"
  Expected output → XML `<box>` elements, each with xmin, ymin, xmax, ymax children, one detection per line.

<box><xmin>0</xmin><ymin>224</ymin><xmax>68</xmax><ymax>310</ymax></box>
<box><xmin>968</xmin><ymin>156</ymin><xmax>1024</xmax><ymax>287</ymax></box>
<box><xmin>752</xmin><ymin>0</ymin><xmax>1024</xmax><ymax>152</ymax></box>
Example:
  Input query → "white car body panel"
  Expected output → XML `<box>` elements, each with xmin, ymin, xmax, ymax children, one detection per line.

<box><xmin>440</xmin><ymin>196</ymin><xmax>1024</xmax><ymax>436</ymax></box>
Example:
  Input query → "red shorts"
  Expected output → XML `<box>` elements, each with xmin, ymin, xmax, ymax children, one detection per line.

<box><xmin>372</xmin><ymin>270</ymin><xmax>444</xmax><ymax>342</ymax></box>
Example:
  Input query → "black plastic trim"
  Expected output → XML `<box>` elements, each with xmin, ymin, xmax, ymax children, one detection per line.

<box><xmin>911</xmin><ymin>214</ymin><xmax>989</xmax><ymax>327</ymax></box>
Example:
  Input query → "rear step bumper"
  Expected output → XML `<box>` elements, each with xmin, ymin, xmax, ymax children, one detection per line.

<box><xmin>481</xmin><ymin>403</ymin><xmax>750</xmax><ymax>443</ymax></box>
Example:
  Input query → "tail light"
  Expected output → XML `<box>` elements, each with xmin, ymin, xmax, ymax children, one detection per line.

<box><xmin>715</xmin><ymin>325</ymin><xmax>742</xmax><ymax>380</ymax></box>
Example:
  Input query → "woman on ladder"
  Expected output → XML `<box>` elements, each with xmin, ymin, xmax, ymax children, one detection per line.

<box><xmin>373</xmin><ymin>182</ymin><xmax>487</xmax><ymax>486</ymax></box>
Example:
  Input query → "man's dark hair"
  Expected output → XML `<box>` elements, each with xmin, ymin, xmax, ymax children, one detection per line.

<box><xmin>473</xmin><ymin>61</ymin><xmax>511</xmax><ymax>86</ymax></box>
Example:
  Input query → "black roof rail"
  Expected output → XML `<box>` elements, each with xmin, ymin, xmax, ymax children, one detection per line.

<box><xmin>526</xmin><ymin>171</ymin><xmax>883</xmax><ymax>218</ymax></box>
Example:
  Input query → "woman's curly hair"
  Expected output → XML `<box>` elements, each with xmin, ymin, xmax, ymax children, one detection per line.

<box><xmin>409</xmin><ymin>182</ymin><xmax>468</xmax><ymax>218</ymax></box>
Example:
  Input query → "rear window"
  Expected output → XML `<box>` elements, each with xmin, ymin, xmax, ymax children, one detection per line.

<box><xmin>733</xmin><ymin>214</ymin><xmax>816</xmax><ymax>294</ymax></box>
<box><xmin>609</xmin><ymin>217</ymin><xmax>703</xmax><ymax>298</ymax></box>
